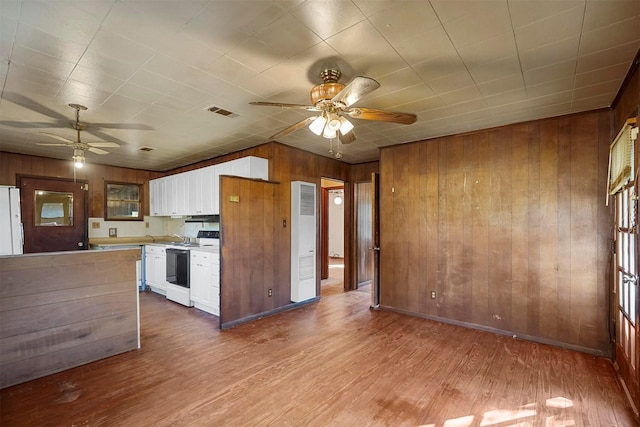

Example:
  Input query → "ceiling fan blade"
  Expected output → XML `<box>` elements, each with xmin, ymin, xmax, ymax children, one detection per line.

<box><xmin>338</xmin><ymin>129</ymin><xmax>356</xmax><ymax>144</ymax></box>
<box><xmin>250</xmin><ymin>101</ymin><xmax>319</xmax><ymax>111</ymax></box>
<box><xmin>345</xmin><ymin>107</ymin><xmax>417</xmax><ymax>124</ymax></box>
<box><xmin>269</xmin><ymin>116</ymin><xmax>317</xmax><ymax>140</ymax></box>
<box><xmin>36</xmin><ymin>143</ymin><xmax>69</xmax><ymax>146</ymax></box>
<box><xmin>88</xmin><ymin>147</ymin><xmax>109</xmax><ymax>155</ymax></box>
<box><xmin>87</xmin><ymin>142</ymin><xmax>120</xmax><ymax>148</ymax></box>
<box><xmin>331</xmin><ymin>76</ymin><xmax>380</xmax><ymax>108</ymax></box>
<box><xmin>2</xmin><ymin>93</ymin><xmax>70</xmax><ymax>121</ymax></box>
<box><xmin>40</xmin><ymin>132</ymin><xmax>75</xmax><ymax>144</ymax></box>
<box><xmin>0</xmin><ymin>120</ymin><xmax>66</xmax><ymax>128</ymax></box>
<box><xmin>83</xmin><ymin>129</ymin><xmax>129</xmax><ymax>147</ymax></box>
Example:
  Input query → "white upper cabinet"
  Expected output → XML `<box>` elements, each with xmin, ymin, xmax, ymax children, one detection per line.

<box><xmin>149</xmin><ymin>156</ymin><xmax>268</xmax><ymax>216</ymax></box>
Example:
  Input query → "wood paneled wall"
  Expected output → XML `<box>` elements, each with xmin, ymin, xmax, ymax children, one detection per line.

<box><xmin>0</xmin><ymin>152</ymin><xmax>160</xmax><ymax>218</ymax></box>
<box><xmin>379</xmin><ymin>110</ymin><xmax>613</xmax><ymax>356</ymax></box>
<box><xmin>350</xmin><ymin>161</ymin><xmax>379</xmax><ymax>183</ymax></box>
<box><xmin>355</xmin><ymin>181</ymin><xmax>373</xmax><ymax>287</ymax></box>
<box><xmin>0</xmin><ymin>249</ymin><xmax>140</xmax><ymax>388</ymax></box>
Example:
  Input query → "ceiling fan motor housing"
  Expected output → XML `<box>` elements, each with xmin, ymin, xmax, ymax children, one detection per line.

<box><xmin>310</xmin><ymin>69</ymin><xmax>345</xmax><ymax>105</ymax></box>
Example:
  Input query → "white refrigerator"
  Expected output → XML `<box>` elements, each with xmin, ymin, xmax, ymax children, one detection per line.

<box><xmin>0</xmin><ymin>186</ymin><xmax>23</xmax><ymax>255</ymax></box>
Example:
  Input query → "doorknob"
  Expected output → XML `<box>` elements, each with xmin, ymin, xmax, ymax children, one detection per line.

<box><xmin>78</xmin><ymin>242</ymin><xmax>84</xmax><ymax>247</ymax></box>
<box><xmin>369</xmin><ymin>246</ymin><xmax>380</xmax><ymax>251</ymax></box>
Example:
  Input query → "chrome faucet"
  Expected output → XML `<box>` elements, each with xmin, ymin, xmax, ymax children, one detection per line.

<box><xmin>145</xmin><ymin>234</ymin><xmax>156</xmax><ymax>242</ymax></box>
<box><xmin>172</xmin><ymin>233</ymin><xmax>186</xmax><ymax>243</ymax></box>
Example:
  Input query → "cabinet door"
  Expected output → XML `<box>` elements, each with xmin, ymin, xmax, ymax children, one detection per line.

<box><xmin>145</xmin><ymin>253</ymin><xmax>156</xmax><ymax>286</ymax></box>
<box><xmin>190</xmin><ymin>251</ymin><xmax>203</xmax><ymax>303</ymax></box>
<box><xmin>165</xmin><ymin>176</ymin><xmax>179</xmax><ymax>216</ymax></box>
<box><xmin>187</xmin><ymin>169</ymin><xmax>202</xmax><ymax>214</ymax></box>
<box><xmin>149</xmin><ymin>179</ymin><xmax>161</xmax><ymax>216</ymax></box>
<box><xmin>199</xmin><ymin>166</ymin><xmax>216</xmax><ymax>215</ymax></box>
<box><xmin>249</xmin><ymin>157</ymin><xmax>269</xmax><ymax>180</ymax></box>
<box><xmin>174</xmin><ymin>172</ymin><xmax>190</xmax><ymax>215</ymax></box>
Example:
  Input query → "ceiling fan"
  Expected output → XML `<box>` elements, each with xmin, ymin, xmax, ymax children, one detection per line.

<box><xmin>250</xmin><ymin>69</ymin><xmax>417</xmax><ymax>146</ymax></box>
<box><xmin>0</xmin><ymin>93</ymin><xmax>152</xmax><ymax>146</ymax></box>
<box><xmin>36</xmin><ymin>104</ymin><xmax>120</xmax><ymax>168</ymax></box>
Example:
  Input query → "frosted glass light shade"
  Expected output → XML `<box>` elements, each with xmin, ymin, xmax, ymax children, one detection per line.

<box><xmin>339</xmin><ymin>117</ymin><xmax>354</xmax><ymax>134</ymax></box>
<box><xmin>309</xmin><ymin>116</ymin><xmax>326</xmax><ymax>135</ymax></box>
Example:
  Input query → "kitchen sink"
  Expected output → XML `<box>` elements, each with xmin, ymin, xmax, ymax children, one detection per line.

<box><xmin>167</xmin><ymin>242</ymin><xmax>201</xmax><ymax>247</ymax></box>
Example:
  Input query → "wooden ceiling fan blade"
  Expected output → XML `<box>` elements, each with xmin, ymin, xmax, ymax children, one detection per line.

<box><xmin>338</xmin><ymin>129</ymin><xmax>356</xmax><ymax>144</ymax></box>
<box><xmin>250</xmin><ymin>101</ymin><xmax>319</xmax><ymax>111</ymax></box>
<box><xmin>40</xmin><ymin>132</ymin><xmax>75</xmax><ymax>143</ymax></box>
<box><xmin>269</xmin><ymin>116</ymin><xmax>317</xmax><ymax>140</ymax></box>
<box><xmin>88</xmin><ymin>147</ymin><xmax>109</xmax><ymax>155</ymax></box>
<box><xmin>345</xmin><ymin>107</ymin><xmax>417</xmax><ymax>124</ymax></box>
<box><xmin>36</xmin><ymin>143</ymin><xmax>69</xmax><ymax>146</ymax></box>
<box><xmin>331</xmin><ymin>76</ymin><xmax>380</xmax><ymax>108</ymax></box>
<box><xmin>88</xmin><ymin>142</ymin><xmax>120</xmax><ymax>148</ymax></box>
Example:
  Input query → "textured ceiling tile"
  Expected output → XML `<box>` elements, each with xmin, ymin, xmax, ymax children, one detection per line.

<box><xmin>523</xmin><ymin>59</ymin><xmax>576</xmax><ymax>86</ymax></box>
<box><xmin>508</xmin><ymin>0</ymin><xmax>583</xmax><ymax>29</ymax></box>
<box><xmin>290</xmin><ymin>0</ymin><xmax>366</xmax><ymax>40</ymax></box>
<box><xmin>394</xmin><ymin>26</ymin><xmax>458</xmax><ymax>66</ymax></box>
<box><xmin>583</xmin><ymin>0</ymin><xmax>640</xmax><ymax>32</ymax></box>
<box><xmin>368</xmin><ymin>0</ymin><xmax>440</xmax><ymax>44</ymax></box>
<box><xmin>439</xmin><ymin>1</ymin><xmax>512</xmax><ymax>48</ymax></box>
<box><xmin>518</xmin><ymin>36</ymin><xmax>580</xmax><ymax>71</ymax></box>
<box><xmin>326</xmin><ymin>20</ymin><xmax>390</xmax><ymax>62</ymax></box>
<box><xmin>574</xmin><ymin>62</ymin><xmax>630</xmax><ymax>88</ymax></box>
<box><xmin>576</xmin><ymin>41</ymin><xmax>640</xmax><ymax>74</ymax></box>
<box><xmin>514</xmin><ymin>6</ymin><xmax>584</xmax><ymax>52</ymax></box>
<box><xmin>466</xmin><ymin>54</ymin><xmax>522</xmax><ymax>83</ymax></box>
<box><xmin>477</xmin><ymin>73</ymin><xmax>525</xmax><ymax>96</ymax></box>
<box><xmin>579</xmin><ymin>17</ymin><xmax>640</xmax><ymax>56</ymax></box>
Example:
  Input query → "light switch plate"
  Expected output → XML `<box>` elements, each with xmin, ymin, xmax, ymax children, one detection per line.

<box><xmin>109</xmin><ymin>228</ymin><xmax>117</xmax><ymax>237</ymax></box>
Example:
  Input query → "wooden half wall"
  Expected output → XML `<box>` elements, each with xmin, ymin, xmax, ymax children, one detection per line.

<box><xmin>378</xmin><ymin>109</ymin><xmax>613</xmax><ymax>356</ymax></box>
<box><xmin>0</xmin><ymin>249</ymin><xmax>140</xmax><ymax>388</ymax></box>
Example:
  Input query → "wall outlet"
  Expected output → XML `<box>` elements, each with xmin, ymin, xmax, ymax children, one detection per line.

<box><xmin>91</xmin><ymin>222</ymin><xmax>100</xmax><ymax>229</ymax></box>
<box><xmin>268</xmin><ymin>289</ymin><xmax>273</xmax><ymax>297</ymax></box>
<box><xmin>430</xmin><ymin>290</ymin><xmax>436</xmax><ymax>299</ymax></box>
<box><xmin>109</xmin><ymin>228</ymin><xmax>117</xmax><ymax>237</ymax></box>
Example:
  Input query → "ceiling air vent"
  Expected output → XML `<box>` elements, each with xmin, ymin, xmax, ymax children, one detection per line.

<box><xmin>205</xmin><ymin>105</ymin><xmax>238</xmax><ymax>118</ymax></box>
<box><xmin>138</xmin><ymin>146</ymin><xmax>156</xmax><ymax>152</ymax></box>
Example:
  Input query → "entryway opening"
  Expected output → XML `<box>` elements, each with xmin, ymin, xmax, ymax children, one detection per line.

<box><xmin>321</xmin><ymin>178</ymin><xmax>344</xmax><ymax>295</ymax></box>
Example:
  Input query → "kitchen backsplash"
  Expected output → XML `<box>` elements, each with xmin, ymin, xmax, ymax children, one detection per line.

<box><xmin>89</xmin><ymin>216</ymin><xmax>220</xmax><ymax>239</ymax></box>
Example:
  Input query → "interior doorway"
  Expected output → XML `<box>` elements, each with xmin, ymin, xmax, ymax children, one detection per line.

<box><xmin>18</xmin><ymin>176</ymin><xmax>88</xmax><ymax>253</ymax></box>
<box><xmin>321</xmin><ymin>178</ymin><xmax>344</xmax><ymax>294</ymax></box>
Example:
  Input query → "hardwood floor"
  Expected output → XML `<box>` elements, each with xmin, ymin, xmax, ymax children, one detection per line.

<box><xmin>1</xmin><ymin>280</ymin><xmax>636</xmax><ymax>426</ymax></box>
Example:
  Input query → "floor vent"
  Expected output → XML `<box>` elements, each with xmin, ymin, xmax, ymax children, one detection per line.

<box><xmin>205</xmin><ymin>105</ymin><xmax>238</xmax><ymax>118</ymax></box>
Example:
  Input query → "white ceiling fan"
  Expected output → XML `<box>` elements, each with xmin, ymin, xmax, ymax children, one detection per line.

<box><xmin>36</xmin><ymin>104</ymin><xmax>120</xmax><ymax>168</ymax></box>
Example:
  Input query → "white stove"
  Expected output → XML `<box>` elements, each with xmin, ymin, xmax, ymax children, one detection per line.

<box><xmin>197</xmin><ymin>230</ymin><xmax>219</xmax><ymax>248</ymax></box>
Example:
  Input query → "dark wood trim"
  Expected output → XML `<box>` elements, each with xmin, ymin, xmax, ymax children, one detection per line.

<box><xmin>321</xmin><ymin>187</ymin><xmax>329</xmax><ymax>279</ymax></box>
<box><xmin>220</xmin><ymin>297</ymin><xmax>320</xmax><ymax>329</ymax></box>
<box><xmin>379</xmin><ymin>305</ymin><xmax>611</xmax><ymax>358</ymax></box>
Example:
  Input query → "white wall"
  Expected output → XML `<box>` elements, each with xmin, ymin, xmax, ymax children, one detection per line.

<box><xmin>328</xmin><ymin>190</ymin><xmax>344</xmax><ymax>257</ymax></box>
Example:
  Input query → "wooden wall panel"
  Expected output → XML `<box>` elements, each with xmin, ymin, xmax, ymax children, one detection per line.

<box><xmin>350</xmin><ymin>161</ymin><xmax>379</xmax><ymax>183</ymax></box>
<box><xmin>0</xmin><ymin>152</ymin><xmax>159</xmax><ymax>218</ymax></box>
<box><xmin>0</xmin><ymin>249</ymin><xmax>140</xmax><ymax>388</ymax></box>
<box><xmin>378</xmin><ymin>110</ymin><xmax>613</xmax><ymax>355</ymax></box>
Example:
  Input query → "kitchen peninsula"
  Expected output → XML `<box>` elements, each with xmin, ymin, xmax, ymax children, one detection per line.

<box><xmin>0</xmin><ymin>248</ymin><xmax>140</xmax><ymax>389</ymax></box>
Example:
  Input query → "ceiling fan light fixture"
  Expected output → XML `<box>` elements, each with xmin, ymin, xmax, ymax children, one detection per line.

<box><xmin>309</xmin><ymin>115</ymin><xmax>327</xmax><ymax>135</ymax></box>
<box><xmin>338</xmin><ymin>117</ymin><xmax>354</xmax><ymax>135</ymax></box>
<box><xmin>323</xmin><ymin>125</ymin><xmax>337</xmax><ymax>139</ymax></box>
<box><xmin>72</xmin><ymin>149</ymin><xmax>85</xmax><ymax>168</ymax></box>
<box><xmin>326</xmin><ymin>113</ymin><xmax>342</xmax><ymax>132</ymax></box>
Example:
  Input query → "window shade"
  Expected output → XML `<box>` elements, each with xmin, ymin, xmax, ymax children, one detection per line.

<box><xmin>608</xmin><ymin>118</ymin><xmax>638</xmax><ymax>196</ymax></box>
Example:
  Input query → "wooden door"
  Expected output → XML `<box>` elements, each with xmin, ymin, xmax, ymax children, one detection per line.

<box><xmin>355</xmin><ymin>181</ymin><xmax>373</xmax><ymax>288</ymax></box>
<box><xmin>219</xmin><ymin>176</ymin><xmax>282</xmax><ymax>329</ymax></box>
<box><xmin>615</xmin><ymin>183</ymin><xmax>639</xmax><ymax>409</ymax></box>
<box><xmin>19</xmin><ymin>176</ymin><xmax>88</xmax><ymax>253</ymax></box>
<box><xmin>371</xmin><ymin>173</ymin><xmax>380</xmax><ymax>308</ymax></box>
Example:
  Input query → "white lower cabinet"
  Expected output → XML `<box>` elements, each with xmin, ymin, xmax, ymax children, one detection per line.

<box><xmin>145</xmin><ymin>245</ymin><xmax>168</xmax><ymax>294</ymax></box>
<box><xmin>190</xmin><ymin>250</ymin><xmax>220</xmax><ymax>316</ymax></box>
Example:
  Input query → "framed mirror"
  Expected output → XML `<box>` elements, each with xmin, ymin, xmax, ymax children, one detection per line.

<box><xmin>104</xmin><ymin>182</ymin><xmax>143</xmax><ymax>221</ymax></box>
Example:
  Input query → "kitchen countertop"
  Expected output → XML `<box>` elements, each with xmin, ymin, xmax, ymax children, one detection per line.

<box><xmin>90</xmin><ymin>236</ymin><xmax>182</xmax><ymax>246</ymax></box>
<box><xmin>145</xmin><ymin>242</ymin><xmax>220</xmax><ymax>254</ymax></box>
